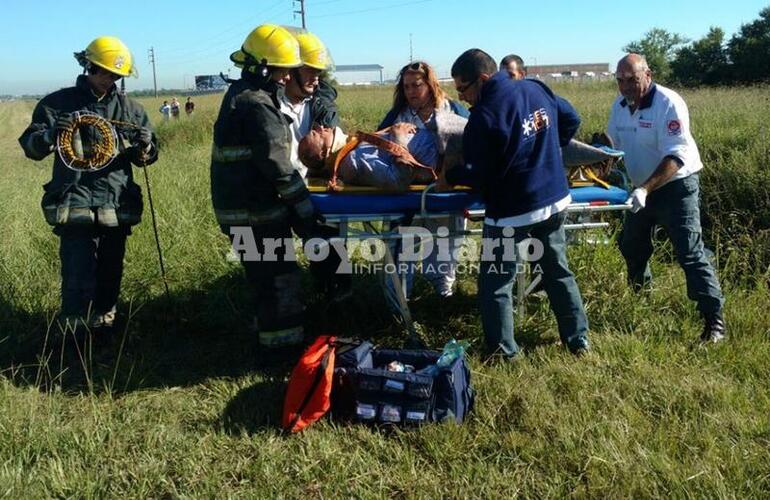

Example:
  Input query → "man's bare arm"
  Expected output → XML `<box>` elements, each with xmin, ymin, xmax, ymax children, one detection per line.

<box><xmin>640</xmin><ymin>156</ymin><xmax>681</xmax><ymax>193</ymax></box>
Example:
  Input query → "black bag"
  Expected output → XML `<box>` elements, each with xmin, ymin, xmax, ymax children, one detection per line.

<box><xmin>332</xmin><ymin>343</ymin><xmax>474</xmax><ymax>425</ymax></box>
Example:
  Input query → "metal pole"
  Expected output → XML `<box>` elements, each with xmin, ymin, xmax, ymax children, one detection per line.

<box><xmin>294</xmin><ymin>0</ymin><xmax>306</xmax><ymax>28</ymax></box>
<box><xmin>409</xmin><ymin>33</ymin><xmax>413</xmax><ymax>62</ymax></box>
<box><xmin>148</xmin><ymin>47</ymin><xmax>158</xmax><ymax>98</ymax></box>
<box><xmin>141</xmin><ymin>166</ymin><xmax>171</xmax><ymax>303</ymax></box>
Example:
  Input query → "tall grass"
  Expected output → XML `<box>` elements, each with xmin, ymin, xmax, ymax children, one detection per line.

<box><xmin>0</xmin><ymin>84</ymin><xmax>769</xmax><ymax>497</ymax></box>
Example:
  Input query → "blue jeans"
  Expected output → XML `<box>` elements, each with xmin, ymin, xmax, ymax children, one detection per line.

<box><xmin>478</xmin><ymin>211</ymin><xmax>589</xmax><ymax>356</ymax></box>
<box><xmin>619</xmin><ymin>174</ymin><xmax>724</xmax><ymax>316</ymax></box>
<box><xmin>384</xmin><ymin>215</ymin><xmax>465</xmax><ymax>314</ymax></box>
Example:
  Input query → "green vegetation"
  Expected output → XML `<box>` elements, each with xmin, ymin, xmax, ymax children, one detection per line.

<box><xmin>624</xmin><ymin>6</ymin><xmax>770</xmax><ymax>86</ymax></box>
<box><xmin>1</xmin><ymin>83</ymin><xmax>769</xmax><ymax>497</ymax></box>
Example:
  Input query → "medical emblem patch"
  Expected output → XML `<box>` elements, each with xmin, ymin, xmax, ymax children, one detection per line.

<box><xmin>522</xmin><ymin>108</ymin><xmax>550</xmax><ymax>138</ymax></box>
<box><xmin>667</xmin><ymin>119</ymin><xmax>682</xmax><ymax>136</ymax></box>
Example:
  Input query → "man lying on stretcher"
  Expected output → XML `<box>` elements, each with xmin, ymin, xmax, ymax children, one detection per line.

<box><xmin>299</xmin><ymin>121</ymin><xmax>624</xmax><ymax>191</ymax></box>
<box><xmin>298</xmin><ymin>122</ymin><xmax>454</xmax><ymax>191</ymax></box>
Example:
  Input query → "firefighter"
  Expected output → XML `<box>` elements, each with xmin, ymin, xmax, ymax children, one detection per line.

<box><xmin>283</xmin><ymin>28</ymin><xmax>351</xmax><ymax>302</ymax></box>
<box><xmin>211</xmin><ymin>24</ymin><xmax>317</xmax><ymax>348</ymax></box>
<box><xmin>18</xmin><ymin>36</ymin><xmax>158</xmax><ymax>334</ymax></box>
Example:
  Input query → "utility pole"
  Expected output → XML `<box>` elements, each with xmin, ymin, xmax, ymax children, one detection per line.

<box><xmin>293</xmin><ymin>0</ymin><xmax>306</xmax><ymax>29</ymax></box>
<box><xmin>409</xmin><ymin>33</ymin><xmax>413</xmax><ymax>62</ymax></box>
<box><xmin>148</xmin><ymin>47</ymin><xmax>158</xmax><ymax>98</ymax></box>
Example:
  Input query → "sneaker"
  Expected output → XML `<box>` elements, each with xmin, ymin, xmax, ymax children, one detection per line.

<box><xmin>482</xmin><ymin>348</ymin><xmax>522</xmax><ymax>365</ymax></box>
<box><xmin>90</xmin><ymin>309</ymin><xmax>117</xmax><ymax>330</ymax></box>
<box><xmin>700</xmin><ymin>313</ymin><xmax>726</xmax><ymax>343</ymax></box>
<box><xmin>573</xmin><ymin>346</ymin><xmax>590</xmax><ymax>357</ymax></box>
<box><xmin>431</xmin><ymin>280</ymin><xmax>454</xmax><ymax>298</ymax></box>
<box><xmin>568</xmin><ymin>337</ymin><xmax>590</xmax><ymax>357</ymax></box>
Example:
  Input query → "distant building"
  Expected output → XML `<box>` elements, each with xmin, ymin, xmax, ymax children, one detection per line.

<box><xmin>195</xmin><ymin>74</ymin><xmax>228</xmax><ymax>91</ymax></box>
<box><xmin>333</xmin><ymin>64</ymin><xmax>384</xmax><ymax>85</ymax></box>
<box><xmin>529</xmin><ymin>63</ymin><xmax>609</xmax><ymax>74</ymax></box>
<box><xmin>527</xmin><ymin>63</ymin><xmax>611</xmax><ymax>81</ymax></box>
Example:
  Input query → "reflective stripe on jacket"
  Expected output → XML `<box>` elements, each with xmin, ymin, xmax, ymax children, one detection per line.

<box><xmin>210</xmin><ymin>74</ymin><xmax>312</xmax><ymax>231</ymax></box>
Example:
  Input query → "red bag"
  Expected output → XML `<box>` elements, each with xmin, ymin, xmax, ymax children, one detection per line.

<box><xmin>282</xmin><ymin>335</ymin><xmax>337</xmax><ymax>433</ymax></box>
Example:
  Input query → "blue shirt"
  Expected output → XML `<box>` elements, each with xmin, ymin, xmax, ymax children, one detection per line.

<box><xmin>446</xmin><ymin>72</ymin><xmax>580</xmax><ymax>220</ymax></box>
<box><xmin>339</xmin><ymin>128</ymin><xmax>438</xmax><ymax>190</ymax></box>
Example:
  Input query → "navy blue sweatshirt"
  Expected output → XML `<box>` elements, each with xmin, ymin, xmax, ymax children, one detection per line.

<box><xmin>446</xmin><ymin>72</ymin><xmax>580</xmax><ymax>220</ymax></box>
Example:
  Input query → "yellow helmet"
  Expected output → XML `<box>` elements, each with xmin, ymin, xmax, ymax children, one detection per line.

<box><xmin>283</xmin><ymin>27</ymin><xmax>334</xmax><ymax>71</ymax></box>
<box><xmin>230</xmin><ymin>24</ymin><xmax>302</xmax><ymax>69</ymax></box>
<box><xmin>75</xmin><ymin>36</ymin><xmax>137</xmax><ymax>78</ymax></box>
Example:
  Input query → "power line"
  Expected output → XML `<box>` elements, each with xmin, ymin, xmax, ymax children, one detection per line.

<box><xmin>311</xmin><ymin>0</ymin><xmax>347</xmax><ymax>6</ymax></box>
<box><xmin>158</xmin><ymin>0</ymin><xmax>285</xmax><ymax>56</ymax></box>
<box><xmin>310</xmin><ymin>0</ymin><xmax>434</xmax><ymax>19</ymax></box>
<box><xmin>160</xmin><ymin>3</ymin><xmax>299</xmax><ymax>70</ymax></box>
<box><xmin>160</xmin><ymin>34</ymin><xmax>245</xmax><ymax>66</ymax></box>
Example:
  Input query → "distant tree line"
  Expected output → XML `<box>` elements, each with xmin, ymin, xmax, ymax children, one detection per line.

<box><xmin>623</xmin><ymin>6</ymin><xmax>770</xmax><ymax>86</ymax></box>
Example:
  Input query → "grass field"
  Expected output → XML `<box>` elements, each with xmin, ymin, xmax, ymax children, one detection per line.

<box><xmin>1</xmin><ymin>82</ymin><xmax>769</xmax><ymax>497</ymax></box>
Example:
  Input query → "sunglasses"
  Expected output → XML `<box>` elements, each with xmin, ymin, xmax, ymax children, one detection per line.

<box><xmin>401</xmin><ymin>62</ymin><xmax>427</xmax><ymax>75</ymax></box>
<box><xmin>455</xmin><ymin>78</ymin><xmax>478</xmax><ymax>94</ymax></box>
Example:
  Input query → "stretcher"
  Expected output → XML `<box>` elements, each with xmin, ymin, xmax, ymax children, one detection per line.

<box><xmin>309</xmin><ymin>184</ymin><xmax>629</xmax><ymax>238</ymax></box>
<box><xmin>308</xmin><ymin>183</ymin><xmax>631</xmax><ymax>343</ymax></box>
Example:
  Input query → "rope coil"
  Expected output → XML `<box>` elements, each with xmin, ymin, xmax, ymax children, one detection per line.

<box><xmin>56</xmin><ymin>111</ymin><xmax>122</xmax><ymax>172</ymax></box>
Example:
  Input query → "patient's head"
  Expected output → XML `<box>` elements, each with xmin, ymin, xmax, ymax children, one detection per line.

<box><xmin>299</xmin><ymin>127</ymin><xmax>336</xmax><ymax>175</ymax></box>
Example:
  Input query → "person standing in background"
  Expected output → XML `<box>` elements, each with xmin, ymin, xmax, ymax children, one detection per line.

<box><xmin>185</xmin><ymin>96</ymin><xmax>195</xmax><ymax>116</ymax></box>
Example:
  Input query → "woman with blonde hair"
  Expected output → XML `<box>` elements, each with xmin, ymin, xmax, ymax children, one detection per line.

<box><xmin>379</xmin><ymin>61</ymin><xmax>468</xmax><ymax>129</ymax></box>
<box><xmin>378</xmin><ymin>61</ymin><xmax>469</xmax><ymax>304</ymax></box>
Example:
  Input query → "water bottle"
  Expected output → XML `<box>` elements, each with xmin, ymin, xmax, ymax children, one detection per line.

<box><xmin>436</xmin><ymin>339</ymin><xmax>468</xmax><ymax>368</ymax></box>
<box><xmin>418</xmin><ymin>339</ymin><xmax>468</xmax><ymax>376</ymax></box>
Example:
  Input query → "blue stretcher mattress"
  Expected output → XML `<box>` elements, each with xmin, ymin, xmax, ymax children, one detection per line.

<box><xmin>310</xmin><ymin>186</ymin><xmax>629</xmax><ymax>215</ymax></box>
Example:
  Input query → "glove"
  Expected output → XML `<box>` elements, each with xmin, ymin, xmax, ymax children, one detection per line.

<box><xmin>54</xmin><ymin>113</ymin><xmax>75</xmax><ymax>132</ymax></box>
<box><xmin>289</xmin><ymin>196</ymin><xmax>325</xmax><ymax>241</ymax></box>
<box><xmin>132</xmin><ymin>127</ymin><xmax>153</xmax><ymax>151</ymax></box>
<box><xmin>292</xmin><ymin>216</ymin><xmax>319</xmax><ymax>241</ymax></box>
<box><xmin>43</xmin><ymin>113</ymin><xmax>74</xmax><ymax>146</ymax></box>
<box><xmin>626</xmin><ymin>187</ymin><xmax>648</xmax><ymax>213</ymax></box>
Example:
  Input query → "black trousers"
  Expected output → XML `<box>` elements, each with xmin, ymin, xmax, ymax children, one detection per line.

<box><xmin>55</xmin><ymin>224</ymin><xmax>130</xmax><ymax>318</ymax></box>
<box><xmin>227</xmin><ymin>223</ymin><xmax>305</xmax><ymax>335</ymax></box>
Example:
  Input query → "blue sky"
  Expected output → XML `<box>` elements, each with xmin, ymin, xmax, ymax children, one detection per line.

<box><xmin>1</xmin><ymin>0</ymin><xmax>767</xmax><ymax>95</ymax></box>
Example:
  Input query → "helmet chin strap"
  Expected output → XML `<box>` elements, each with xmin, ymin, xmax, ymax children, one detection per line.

<box><xmin>290</xmin><ymin>68</ymin><xmax>312</xmax><ymax>99</ymax></box>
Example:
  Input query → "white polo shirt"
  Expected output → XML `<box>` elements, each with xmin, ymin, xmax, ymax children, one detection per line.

<box><xmin>607</xmin><ymin>83</ymin><xmax>703</xmax><ymax>187</ymax></box>
<box><xmin>280</xmin><ymin>94</ymin><xmax>313</xmax><ymax>179</ymax></box>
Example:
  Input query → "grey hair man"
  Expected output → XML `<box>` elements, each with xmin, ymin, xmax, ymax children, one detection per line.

<box><xmin>607</xmin><ymin>53</ymin><xmax>726</xmax><ymax>343</ymax></box>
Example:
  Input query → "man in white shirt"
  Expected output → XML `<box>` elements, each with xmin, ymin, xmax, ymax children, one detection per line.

<box><xmin>607</xmin><ymin>53</ymin><xmax>725</xmax><ymax>343</ymax></box>
<box><xmin>279</xmin><ymin>28</ymin><xmax>350</xmax><ymax>301</ymax></box>
<box><xmin>279</xmin><ymin>29</ymin><xmax>338</xmax><ymax>179</ymax></box>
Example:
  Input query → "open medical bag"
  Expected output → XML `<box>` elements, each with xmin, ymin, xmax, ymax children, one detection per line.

<box><xmin>335</xmin><ymin>343</ymin><xmax>474</xmax><ymax>425</ymax></box>
<box><xmin>283</xmin><ymin>338</ymin><xmax>474</xmax><ymax>432</ymax></box>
